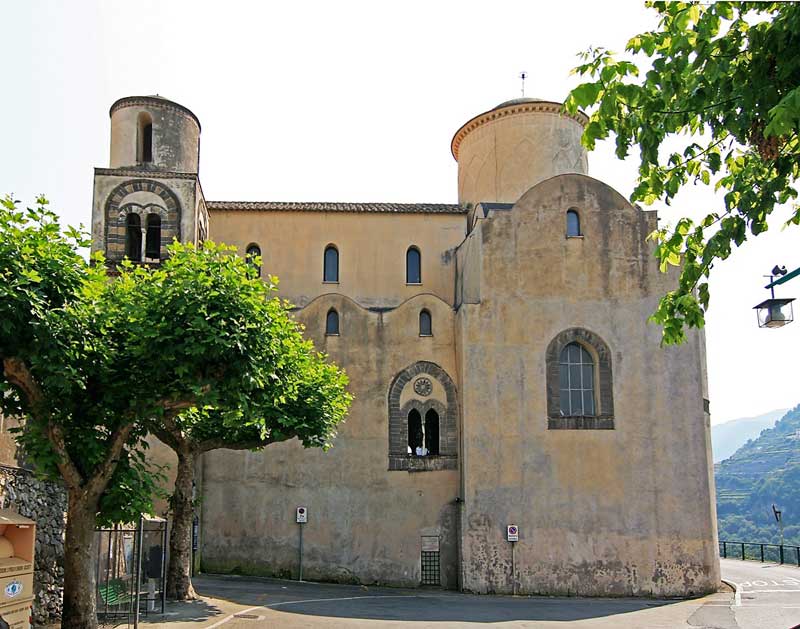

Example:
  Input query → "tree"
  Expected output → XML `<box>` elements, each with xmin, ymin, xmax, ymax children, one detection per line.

<box><xmin>565</xmin><ymin>1</ymin><xmax>800</xmax><ymax>344</ymax></box>
<box><xmin>131</xmin><ymin>243</ymin><xmax>351</xmax><ymax>600</ymax></box>
<box><xmin>0</xmin><ymin>197</ymin><xmax>164</xmax><ymax>629</ymax></box>
<box><xmin>0</xmin><ymin>198</ymin><xmax>351</xmax><ymax>626</ymax></box>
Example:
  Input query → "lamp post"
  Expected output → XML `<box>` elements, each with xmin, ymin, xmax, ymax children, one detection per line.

<box><xmin>754</xmin><ymin>265</ymin><xmax>795</xmax><ymax>328</ymax></box>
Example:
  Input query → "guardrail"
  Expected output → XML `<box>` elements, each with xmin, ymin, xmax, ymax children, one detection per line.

<box><xmin>720</xmin><ymin>540</ymin><xmax>800</xmax><ymax>565</ymax></box>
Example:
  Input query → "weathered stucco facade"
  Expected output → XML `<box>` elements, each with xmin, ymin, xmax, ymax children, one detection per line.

<box><xmin>89</xmin><ymin>94</ymin><xmax>720</xmax><ymax>597</ymax></box>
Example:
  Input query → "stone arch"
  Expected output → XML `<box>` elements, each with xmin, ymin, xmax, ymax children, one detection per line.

<box><xmin>387</xmin><ymin>361</ymin><xmax>458</xmax><ymax>471</ymax></box>
<box><xmin>104</xmin><ymin>179</ymin><xmax>181</xmax><ymax>261</ymax></box>
<box><xmin>545</xmin><ymin>327</ymin><xmax>614</xmax><ymax>429</ymax></box>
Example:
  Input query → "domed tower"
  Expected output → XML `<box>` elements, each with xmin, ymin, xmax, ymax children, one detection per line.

<box><xmin>109</xmin><ymin>95</ymin><xmax>201</xmax><ymax>173</ymax></box>
<box><xmin>451</xmin><ymin>98</ymin><xmax>589</xmax><ymax>210</ymax></box>
<box><xmin>91</xmin><ymin>96</ymin><xmax>209</xmax><ymax>265</ymax></box>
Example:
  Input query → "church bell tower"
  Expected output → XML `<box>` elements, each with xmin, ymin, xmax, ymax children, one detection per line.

<box><xmin>90</xmin><ymin>95</ymin><xmax>208</xmax><ymax>265</ymax></box>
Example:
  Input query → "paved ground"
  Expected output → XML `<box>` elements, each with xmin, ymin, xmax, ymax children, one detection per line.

<box><xmin>720</xmin><ymin>557</ymin><xmax>800</xmax><ymax>629</ymax></box>
<box><xmin>89</xmin><ymin>559</ymin><xmax>799</xmax><ymax>629</ymax></box>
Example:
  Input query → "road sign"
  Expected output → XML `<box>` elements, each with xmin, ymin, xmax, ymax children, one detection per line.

<box><xmin>507</xmin><ymin>525</ymin><xmax>519</xmax><ymax>542</ymax></box>
<box><xmin>296</xmin><ymin>506</ymin><xmax>308</xmax><ymax>523</ymax></box>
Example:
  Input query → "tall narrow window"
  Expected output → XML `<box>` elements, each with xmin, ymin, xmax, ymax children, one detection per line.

<box><xmin>246</xmin><ymin>244</ymin><xmax>261</xmax><ymax>277</ymax></box>
<box><xmin>125</xmin><ymin>213</ymin><xmax>142</xmax><ymax>261</ymax></box>
<box><xmin>324</xmin><ymin>245</ymin><xmax>339</xmax><ymax>282</ymax></box>
<box><xmin>326</xmin><ymin>308</ymin><xmax>339</xmax><ymax>335</ymax></box>
<box><xmin>424</xmin><ymin>409</ymin><xmax>439</xmax><ymax>455</ymax></box>
<box><xmin>145</xmin><ymin>214</ymin><xmax>161</xmax><ymax>259</ymax></box>
<box><xmin>408</xmin><ymin>409</ymin><xmax>423</xmax><ymax>454</ymax></box>
<box><xmin>419</xmin><ymin>309</ymin><xmax>432</xmax><ymax>336</ymax></box>
<box><xmin>559</xmin><ymin>342</ymin><xmax>595</xmax><ymax>416</ymax></box>
<box><xmin>138</xmin><ymin>112</ymin><xmax>153</xmax><ymax>163</ymax></box>
<box><xmin>406</xmin><ymin>246</ymin><xmax>421</xmax><ymax>284</ymax></box>
<box><xmin>566</xmin><ymin>209</ymin><xmax>581</xmax><ymax>237</ymax></box>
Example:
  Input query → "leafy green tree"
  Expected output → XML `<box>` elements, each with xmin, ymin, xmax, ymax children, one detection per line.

<box><xmin>0</xmin><ymin>197</ymin><xmax>164</xmax><ymax>629</ymax></box>
<box><xmin>130</xmin><ymin>243</ymin><xmax>351</xmax><ymax>600</ymax></box>
<box><xmin>0</xmin><ymin>199</ymin><xmax>351</xmax><ymax>625</ymax></box>
<box><xmin>565</xmin><ymin>1</ymin><xmax>800</xmax><ymax>344</ymax></box>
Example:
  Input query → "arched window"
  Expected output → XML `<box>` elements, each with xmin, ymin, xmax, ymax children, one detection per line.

<box><xmin>408</xmin><ymin>409</ymin><xmax>423</xmax><ymax>454</ymax></box>
<box><xmin>138</xmin><ymin>112</ymin><xmax>153</xmax><ymax>163</ymax></box>
<box><xmin>406</xmin><ymin>246</ymin><xmax>421</xmax><ymax>284</ymax></box>
<box><xmin>125</xmin><ymin>213</ymin><xmax>142</xmax><ymax>261</ymax></box>
<box><xmin>246</xmin><ymin>244</ymin><xmax>261</xmax><ymax>277</ymax></box>
<box><xmin>566</xmin><ymin>209</ymin><xmax>581</xmax><ymax>237</ymax></box>
<box><xmin>559</xmin><ymin>342</ymin><xmax>595</xmax><ymax>417</ymax></box>
<box><xmin>424</xmin><ymin>409</ymin><xmax>439</xmax><ymax>455</ymax></box>
<box><xmin>324</xmin><ymin>245</ymin><xmax>339</xmax><ymax>282</ymax></box>
<box><xmin>419</xmin><ymin>309</ymin><xmax>432</xmax><ymax>336</ymax></box>
<box><xmin>145</xmin><ymin>214</ymin><xmax>161</xmax><ymax>259</ymax></box>
<box><xmin>326</xmin><ymin>308</ymin><xmax>339</xmax><ymax>335</ymax></box>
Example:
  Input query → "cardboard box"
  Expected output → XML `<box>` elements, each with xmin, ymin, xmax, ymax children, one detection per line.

<box><xmin>0</xmin><ymin>599</ymin><xmax>31</xmax><ymax>629</ymax></box>
<box><xmin>0</xmin><ymin>511</ymin><xmax>35</xmax><ymax>579</ymax></box>
<box><xmin>0</xmin><ymin>573</ymin><xmax>33</xmax><ymax>607</ymax></box>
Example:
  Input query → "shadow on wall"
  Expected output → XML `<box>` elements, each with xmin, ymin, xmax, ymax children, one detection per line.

<box><xmin>186</xmin><ymin>574</ymin><xmax>680</xmax><ymax>624</ymax></box>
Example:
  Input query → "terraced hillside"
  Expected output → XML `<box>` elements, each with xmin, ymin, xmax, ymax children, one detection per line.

<box><xmin>715</xmin><ymin>404</ymin><xmax>800</xmax><ymax>545</ymax></box>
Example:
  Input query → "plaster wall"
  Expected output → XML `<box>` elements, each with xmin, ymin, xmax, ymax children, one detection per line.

<box><xmin>455</xmin><ymin>105</ymin><xmax>588</xmax><ymax>208</ymax></box>
<box><xmin>455</xmin><ymin>174</ymin><xmax>719</xmax><ymax>596</ymax></box>
<box><xmin>200</xmin><ymin>292</ymin><xmax>462</xmax><ymax>587</ymax></box>
<box><xmin>110</xmin><ymin>100</ymin><xmax>200</xmax><ymax>173</ymax></box>
<box><xmin>207</xmin><ymin>210</ymin><xmax>466</xmax><ymax>308</ymax></box>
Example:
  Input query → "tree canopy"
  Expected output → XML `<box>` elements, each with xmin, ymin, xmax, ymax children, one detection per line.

<box><xmin>0</xmin><ymin>196</ymin><xmax>351</xmax><ymax>627</ymax></box>
<box><xmin>565</xmin><ymin>1</ymin><xmax>800</xmax><ymax>344</ymax></box>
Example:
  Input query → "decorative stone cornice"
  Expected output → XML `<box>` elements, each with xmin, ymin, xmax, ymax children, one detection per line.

<box><xmin>451</xmin><ymin>101</ymin><xmax>589</xmax><ymax>161</ymax></box>
<box><xmin>109</xmin><ymin>96</ymin><xmax>201</xmax><ymax>130</ymax></box>
<box><xmin>95</xmin><ymin>167</ymin><xmax>198</xmax><ymax>180</ymax></box>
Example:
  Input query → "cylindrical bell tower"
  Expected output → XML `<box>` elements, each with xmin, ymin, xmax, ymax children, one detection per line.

<box><xmin>109</xmin><ymin>95</ymin><xmax>201</xmax><ymax>173</ymax></box>
<box><xmin>451</xmin><ymin>98</ymin><xmax>588</xmax><ymax>208</ymax></box>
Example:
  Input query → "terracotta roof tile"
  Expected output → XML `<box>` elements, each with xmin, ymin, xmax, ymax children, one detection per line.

<box><xmin>207</xmin><ymin>201</ymin><xmax>466</xmax><ymax>214</ymax></box>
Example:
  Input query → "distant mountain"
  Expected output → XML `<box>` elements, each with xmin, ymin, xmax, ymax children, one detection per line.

<box><xmin>715</xmin><ymin>404</ymin><xmax>800</xmax><ymax>545</ymax></box>
<box><xmin>711</xmin><ymin>408</ymin><xmax>788</xmax><ymax>463</ymax></box>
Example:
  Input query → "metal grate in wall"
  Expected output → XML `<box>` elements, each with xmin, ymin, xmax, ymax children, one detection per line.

<box><xmin>420</xmin><ymin>551</ymin><xmax>440</xmax><ymax>585</ymax></box>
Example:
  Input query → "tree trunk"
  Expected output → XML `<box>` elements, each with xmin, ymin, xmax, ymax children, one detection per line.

<box><xmin>166</xmin><ymin>449</ymin><xmax>197</xmax><ymax>600</ymax></box>
<box><xmin>62</xmin><ymin>489</ymin><xmax>100</xmax><ymax>629</ymax></box>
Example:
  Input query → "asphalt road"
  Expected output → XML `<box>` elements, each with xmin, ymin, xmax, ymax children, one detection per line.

<box><xmin>720</xmin><ymin>557</ymin><xmax>800</xmax><ymax>629</ymax></box>
<box><xmin>135</xmin><ymin>560</ymin><xmax>800</xmax><ymax>629</ymax></box>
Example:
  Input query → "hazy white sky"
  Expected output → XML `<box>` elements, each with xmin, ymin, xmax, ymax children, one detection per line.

<box><xmin>2</xmin><ymin>1</ymin><xmax>797</xmax><ymax>424</ymax></box>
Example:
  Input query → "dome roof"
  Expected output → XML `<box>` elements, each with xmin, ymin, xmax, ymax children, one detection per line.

<box><xmin>493</xmin><ymin>97</ymin><xmax>545</xmax><ymax>109</ymax></box>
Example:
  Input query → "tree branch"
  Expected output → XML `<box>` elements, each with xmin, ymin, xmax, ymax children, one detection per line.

<box><xmin>3</xmin><ymin>358</ymin><xmax>85</xmax><ymax>491</ymax></box>
<box><xmin>46</xmin><ymin>422</ymin><xmax>85</xmax><ymax>492</ymax></box>
<box><xmin>198</xmin><ymin>433</ymin><xmax>291</xmax><ymax>454</ymax></box>
<box><xmin>85</xmin><ymin>422</ymin><xmax>136</xmax><ymax>500</ymax></box>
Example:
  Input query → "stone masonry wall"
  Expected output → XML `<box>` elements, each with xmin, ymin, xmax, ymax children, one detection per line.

<box><xmin>0</xmin><ymin>465</ymin><xmax>66</xmax><ymax>625</ymax></box>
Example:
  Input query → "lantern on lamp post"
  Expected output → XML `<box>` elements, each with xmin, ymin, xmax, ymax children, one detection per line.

<box><xmin>754</xmin><ymin>265</ymin><xmax>795</xmax><ymax>328</ymax></box>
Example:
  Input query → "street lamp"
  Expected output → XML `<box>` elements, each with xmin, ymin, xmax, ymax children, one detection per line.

<box><xmin>773</xmin><ymin>503</ymin><xmax>784</xmax><ymax>547</ymax></box>
<box><xmin>754</xmin><ymin>265</ymin><xmax>795</xmax><ymax>328</ymax></box>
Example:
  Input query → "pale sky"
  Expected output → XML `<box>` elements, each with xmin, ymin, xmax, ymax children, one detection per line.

<box><xmin>2</xmin><ymin>1</ymin><xmax>797</xmax><ymax>425</ymax></box>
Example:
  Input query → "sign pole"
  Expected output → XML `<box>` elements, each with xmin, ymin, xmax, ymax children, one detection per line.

<box><xmin>506</xmin><ymin>524</ymin><xmax>519</xmax><ymax>596</ymax></box>
<box><xmin>296</xmin><ymin>506</ymin><xmax>307</xmax><ymax>581</ymax></box>
<box><xmin>299</xmin><ymin>521</ymin><xmax>304</xmax><ymax>581</ymax></box>
<box><xmin>511</xmin><ymin>543</ymin><xmax>516</xmax><ymax>596</ymax></box>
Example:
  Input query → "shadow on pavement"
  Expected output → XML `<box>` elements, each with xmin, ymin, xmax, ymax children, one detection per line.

<box><xmin>189</xmin><ymin>574</ymin><xmax>682</xmax><ymax>624</ymax></box>
<box><xmin>139</xmin><ymin>597</ymin><xmax>225</xmax><ymax>625</ymax></box>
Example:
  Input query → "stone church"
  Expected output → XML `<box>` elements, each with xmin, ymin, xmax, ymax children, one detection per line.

<box><xmin>89</xmin><ymin>94</ymin><xmax>720</xmax><ymax>596</ymax></box>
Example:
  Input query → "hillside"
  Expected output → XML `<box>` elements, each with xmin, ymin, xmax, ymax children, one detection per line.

<box><xmin>711</xmin><ymin>408</ymin><xmax>787</xmax><ymax>463</ymax></box>
<box><xmin>715</xmin><ymin>404</ymin><xmax>800</xmax><ymax>545</ymax></box>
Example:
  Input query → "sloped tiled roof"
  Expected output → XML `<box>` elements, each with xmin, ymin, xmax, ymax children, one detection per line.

<box><xmin>207</xmin><ymin>201</ymin><xmax>466</xmax><ymax>214</ymax></box>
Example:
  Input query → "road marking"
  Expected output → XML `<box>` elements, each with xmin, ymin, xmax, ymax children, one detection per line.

<box><xmin>740</xmin><ymin>589</ymin><xmax>800</xmax><ymax>593</ymax></box>
<box><xmin>732</xmin><ymin>582</ymin><xmax>742</xmax><ymax>606</ymax></box>
<box><xmin>269</xmin><ymin>594</ymin><xmax>419</xmax><ymax>608</ymax></box>
<box><xmin>206</xmin><ymin>606</ymin><xmax>264</xmax><ymax>628</ymax></box>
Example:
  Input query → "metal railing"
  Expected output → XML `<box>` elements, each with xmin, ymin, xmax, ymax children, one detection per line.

<box><xmin>719</xmin><ymin>540</ymin><xmax>800</xmax><ymax>566</ymax></box>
